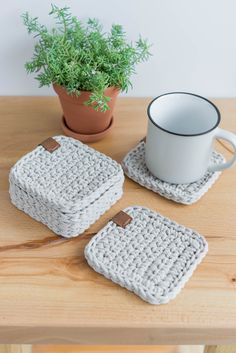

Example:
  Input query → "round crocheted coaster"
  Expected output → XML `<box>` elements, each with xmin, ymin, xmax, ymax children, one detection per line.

<box><xmin>122</xmin><ymin>141</ymin><xmax>224</xmax><ymax>205</ymax></box>
<box><xmin>85</xmin><ymin>206</ymin><xmax>208</xmax><ymax>305</ymax></box>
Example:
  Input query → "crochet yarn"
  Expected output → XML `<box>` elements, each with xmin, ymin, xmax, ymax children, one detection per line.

<box><xmin>9</xmin><ymin>136</ymin><xmax>124</xmax><ymax>237</ymax></box>
<box><xmin>85</xmin><ymin>206</ymin><xmax>208</xmax><ymax>304</ymax></box>
<box><xmin>122</xmin><ymin>140</ymin><xmax>224</xmax><ymax>204</ymax></box>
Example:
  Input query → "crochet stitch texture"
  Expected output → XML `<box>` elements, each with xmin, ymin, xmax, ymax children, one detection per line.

<box><xmin>85</xmin><ymin>206</ymin><xmax>208</xmax><ymax>304</ymax></box>
<box><xmin>9</xmin><ymin>136</ymin><xmax>124</xmax><ymax>237</ymax></box>
<box><xmin>122</xmin><ymin>140</ymin><xmax>224</xmax><ymax>204</ymax></box>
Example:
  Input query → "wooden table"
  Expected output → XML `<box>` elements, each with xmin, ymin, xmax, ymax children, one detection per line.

<box><xmin>0</xmin><ymin>97</ymin><xmax>236</xmax><ymax>345</ymax></box>
<box><xmin>1</xmin><ymin>346</ymin><xmax>236</xmax><ymax>353</ymax></box>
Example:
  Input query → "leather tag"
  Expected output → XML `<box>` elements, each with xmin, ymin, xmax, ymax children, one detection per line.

<box><xmin>112</xmin><ymin>211</ymin><xmax>132</xmax><ymax>228</ymax></box>
<box><xmin>40</xmin><ymin>137</ymin><xmax>60</xmax><ymax>153</ymax></box>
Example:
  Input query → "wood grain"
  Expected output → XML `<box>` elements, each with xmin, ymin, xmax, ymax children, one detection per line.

<box><xmin>2</xmin><ymin>345</ymin><xmax>231</xmax><ymax>353</ymax></box>
<box><xmin>33</xmin><ymin>345</ymin><xmax>177</xmax><ymax>353</ymax></box>
<box><xmin>0</xmin><ymin>346</ymin><xmax>32</xmax><ymax>353</ymax></box>
<box><xmin>204</xmin><ymin>347</ymin><xmax>236</xmax><ymax>353</ymax></box>
<box><xmin>0</xmin><ymin>97</ymin><xmax>236</xmax><ymax>344</ymax></box>
<box><xmin>33</xmin><ymin>345</ymin><xmax>205</xmax><ymax>353</ymax></box>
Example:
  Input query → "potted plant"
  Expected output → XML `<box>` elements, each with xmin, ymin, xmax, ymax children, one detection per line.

<box><xmin>22</xmin><ymin>5</ymin><xmax>151</xmax><ymax>142</ymax></box>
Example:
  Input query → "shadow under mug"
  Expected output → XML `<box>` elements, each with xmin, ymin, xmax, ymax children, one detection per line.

<box><xmin>145</xmin><ymin>92</ymin><xmax>236</xmax><ymax>184</ymax></box>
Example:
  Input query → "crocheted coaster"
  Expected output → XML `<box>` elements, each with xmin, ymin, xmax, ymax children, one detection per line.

<box><xmin>9</xmin><ymin>136</ymin><xmax>124</xmax><ymax>237</ymax></box>
<box><xmin>85</xmin><ymin>206</ymin><xmax>208</xmax><ymax>304</ymax></box>
<box><xmin>122</xmin><ymin>140</ymin><xmax>224</xmax><ymax>205</ymax></box>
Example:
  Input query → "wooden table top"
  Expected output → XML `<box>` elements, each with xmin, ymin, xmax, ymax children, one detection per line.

<box><xmin>0</xmin><ymin>97</ymin><xmax>236</xmax><ymax>344</ymax></box>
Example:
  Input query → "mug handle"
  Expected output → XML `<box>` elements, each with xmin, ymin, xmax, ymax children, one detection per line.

<box><xmin>208</xmin><ymin>128</ymin><xmax>236</xmax><ymax>172</ymax></box>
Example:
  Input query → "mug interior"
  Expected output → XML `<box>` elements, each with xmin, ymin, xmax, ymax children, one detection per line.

<box><xmin>148</xmin><ymin>92</ymin><xmax>220</xmax><ymax>136</ymax></box>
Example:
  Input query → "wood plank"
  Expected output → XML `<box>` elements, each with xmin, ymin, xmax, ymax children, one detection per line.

<box><xmin>0</xmin><ymin>346</ymin><xmax>32</xmax><ymax>353</ymax></box>
<box><xmin>204</xmin><ymin>347</ymin><xmax>236</xmax><ymax>353</ymax></box>
<box><xmin>0</xmin><ymin>97</ymin><xmax>236</xmax><ymax>343</ymax></box>
<box><xmin>33</xmin><ymin>345</ymin><xmax>205</xmax><ymax>353</ymax></box>
<box><xmin>33</xmin><ymin>345</ymin><xmax>176</xmax><ymax>353</ymax></box>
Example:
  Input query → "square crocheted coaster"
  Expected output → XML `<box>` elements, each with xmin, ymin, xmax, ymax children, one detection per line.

<box><xmin>122</xmin><ymin>140</ymin><xmax>224</xmax><ymax>205</ymax></box>
<box><xmin>9</xmin><ymin>136</ymin><xmax>124</xmax><ymax>238</ymax></box>
<box><xmin>85</xmin><ymin>206</ymin><xmax>208</xmax><ymax>305</ymax></box>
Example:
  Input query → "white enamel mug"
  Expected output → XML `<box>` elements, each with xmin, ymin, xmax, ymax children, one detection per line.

<box><xmin>145</xmin><ymin>92</ymin><xmax>236</xmax><ymax>184</ymax></box>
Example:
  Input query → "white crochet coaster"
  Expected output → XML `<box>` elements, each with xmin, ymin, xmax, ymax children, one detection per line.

<box><xmin>85</xmin><ymin>206</ymin><xmax>208</xmax><ymax>305</ymax></box>
<box><xmin>122</xmin><ymin>140</ymin><xmax>224</xmax><ymax>205</ymax></box>
<box><xmin>9</xmin><ymin>136</ymin><xmax>124</xmax><ymax>238</ymax></box>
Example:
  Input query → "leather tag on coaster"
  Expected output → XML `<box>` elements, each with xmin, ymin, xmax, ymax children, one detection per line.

<box><xmin>40</xmin><ymin>137</ymin><xmax>60</xmax><ymax>153</ymax></box>
<box><xmin>112</xmin><ymin>211</ymin><xmax>132</xmax><ymax>228</ymax></box>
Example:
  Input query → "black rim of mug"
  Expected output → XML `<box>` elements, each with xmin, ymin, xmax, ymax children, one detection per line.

<box><xmin>147</xmin><ymin>92</ymin><xmax>221</xmax><ymax>137</ymax></box>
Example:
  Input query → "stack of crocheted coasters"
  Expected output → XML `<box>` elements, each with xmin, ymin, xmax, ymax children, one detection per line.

<box><xmin>85</xmin><ymin>206</ymin><xmax>208</xmax><ymax>304</ymax></box>
<box><xmin>9</xmin><ymin>136</ymin><xmax>124</xmax><ymax>238</ymax></box>
<box><xmin>122</xmin><ymin>140</ymin><xmax>224</xmax><ymax>204</ymax></box>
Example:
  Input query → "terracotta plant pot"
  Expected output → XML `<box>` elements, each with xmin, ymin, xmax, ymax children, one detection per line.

<box><xmin>53</xmin><ymin>84</ymin><xmax>119</xmax><ymax>142</ymax></box>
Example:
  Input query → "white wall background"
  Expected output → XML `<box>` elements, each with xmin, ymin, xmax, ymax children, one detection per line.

<box><xmin>1</xmin><ymin>0</ymin><xmax>236</xmax><ymax>97</ymax></box>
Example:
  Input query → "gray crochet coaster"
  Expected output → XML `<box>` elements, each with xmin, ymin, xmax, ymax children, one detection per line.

<box><xmin>122</xmin><ymin>140</ymin><xmax>224</xmax><ymax>205</ymax></box>
<box><xmin>9</xmin><ymin>136</ymin><xmax>124</xmax><ymax>238</ymax></box>
<box><xmin>85</xmin><ymin>206</ymin><xmax>208</xmax><ymax>305</ymax></box>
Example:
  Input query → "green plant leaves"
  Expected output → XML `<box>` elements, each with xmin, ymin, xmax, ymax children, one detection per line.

<box><xmin>22</xmin><ymin>4</ymin><xmax>151</xmax><ymax>112</ymax></box>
